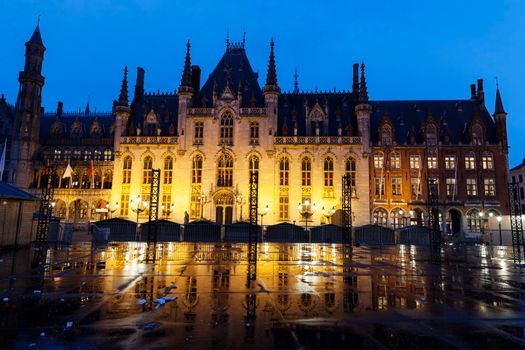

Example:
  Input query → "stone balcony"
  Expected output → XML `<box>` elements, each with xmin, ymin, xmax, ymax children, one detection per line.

<box><xmin>274</xmin><ymin>136</ymin><xmax>362</xmax><ymax>145</ymax></box>
<box><xmin>121</xmin><ymin>136</ymin><xmax>179</xmax><ymax>145</ymax></box>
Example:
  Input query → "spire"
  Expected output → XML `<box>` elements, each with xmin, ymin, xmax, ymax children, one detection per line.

<box><xmin>179</xmin><ymin>40</ymin><xmax>193</xmax><ymax>94</ymax></box>
<box><xmin>28</xmin><ymin>17</ymin><xmax>44</xmax><ymax>47</ymax></box>
<box><xmin>494</xmin><ymin>80</ymin><xmax>506</xmax><ymax>115</ymax></box>
<box><xmin>293</xmin><ymin>67</ymin><xmax>299</xmax><ymax>93</ymax></box>
<box><xmin>358</xmin><ymin>62</ymin><xmax>368</xmax><ymax>104</ymax></box>
<box><xmin>85</xmin><ymin>98</ymin><xmax>90</xmax><ymax>115</ymax></box>
<box><xmin>118</xmin><ymin>66</ymin><xmax>129</xmax><ymax>107</ymax></box>
<box><xmin>263</xmin><ymin>38</ymin><xmax>280</xmax><ymax>94</ymax></box>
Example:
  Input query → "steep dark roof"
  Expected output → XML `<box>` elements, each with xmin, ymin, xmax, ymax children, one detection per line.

<box><xmin>28</xmin><ymin>25</ymin><xmax>44</xmax><ymax>47</ymax></box>
<box><xmin>369</xmin><ymin>99</ymin><xmax>496</xmax><ymax>144</ymax></box>
<box><xmin>40</xmin><ymin>111</ymin><xmax>114</xmax><ymax>141</ymax></box>
<box><xmin>129</xmin><ymin>93</ymin><xmax>179</xmax><ymax>135</ymax></box>
<box><xmin>195</xmin><ymin>45</ymin><xmax>264</xmax><ymax>108</ymax></box>
<box><xmin>494</xmin><ymin>88</ymin><xmax>506</xmax><ymax>115</ymax></box>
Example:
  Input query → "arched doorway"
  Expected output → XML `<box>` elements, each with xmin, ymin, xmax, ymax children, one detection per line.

<box><xmin>447</xmin><ymin>209</ymin><xmax>462</xmax><ymax>236</ymax></box>
<box><xmin>214</xmin><ymin>192</ymin><xmax>234</xmax><ymax>225</ymax></box>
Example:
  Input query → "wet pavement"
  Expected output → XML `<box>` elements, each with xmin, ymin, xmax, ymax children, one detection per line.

<box><xmin>1</xmin><ymin>242</ymin><xmax>525</xmax><ymax>349</ymax></box>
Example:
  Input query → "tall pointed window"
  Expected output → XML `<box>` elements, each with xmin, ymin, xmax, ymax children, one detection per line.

<box><xmin>381</xmin><ymin>125</ymin><xmax>392</xmax><ymax>146</ymax></box>
<box><xmin>345</xmin><ymin>157</ymin><xmax>357</xmax><ymax>197</ymax></box>
<box><xmin>217</xmin><ymin>152</ymin><xmax>233</xmax><ymax>187</ymax></box>
<box><xmin>143</xmin><ymin>156</ymin><xmax>153</xmax><ymax>184</ymax></box>
<box><xmin>219</xmin><ymin>112</ymin><xmax>234</xmax><ymax>145</ymax></box>
<box><xmin>373</xmin><ymin>152</ymin><xmax>384</xmax><ymax>169</ymax></box>
<box><xmin>390</xmin><ymin>152</ymin><xmax>401</xmax><ymax>169</ymax></box>
<box><xmin>194</xmin><ymin>121</ymin><xmax>204</xmax><ymax>145</ymax></box>
<box><xmin>472</xmin><ymin>125</ymin><xmax>483</xmax><ymax>145</ymax></box>
<box><xmin>323</xmin><ymin>156</ymin><xmax>334</xmax><ymax>197</ymax></box>
<box><xmin>192</xmin><ymin>155</ymin><xmax>202</xmax><ymax>184</ymax></box>
<box><xmin>279</xmin><ymin>157</ymin><xmax>290</xmax><ymax>186</ymax></box>
<box><xmin>301</xmin><ymin>157</ymin><xmax>311</xmax><ymax>186</ymax></box>
<box><xmin>250</xmin><ymin>122</ymin><xmax>259</xmax><ymax>145</ymax></box>
<box><xmin>122</xmin><ymin>156</ymin><xmax>132</xmax><ymax>184</ymax></box>
<box><xmin>163</xmin><ymin>156</ymin><xmax>173</xmax><ymax>184</ymax></box>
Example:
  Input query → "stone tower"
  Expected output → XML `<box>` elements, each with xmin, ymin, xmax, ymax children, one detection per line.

<box><xmin>10</xmin><ymin>24</ymin><xmax>45</xmax><ymax>188</ymax></box>
<box><xmin>355</xmin><ymin>63</ymin><xmax>372</xmax><ymax>154</ymax></box>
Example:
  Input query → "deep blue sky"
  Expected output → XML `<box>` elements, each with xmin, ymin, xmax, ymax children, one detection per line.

<box><xmin>0</xmin><ymin>0</ymin><xmax>524</xmax><ymax>165</ymax></box>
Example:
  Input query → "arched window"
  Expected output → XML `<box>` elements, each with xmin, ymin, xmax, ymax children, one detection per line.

<box><xmin>122</xmin><ymin>156</ymin><xmax>132</xmax><ymax>184</ymax></box>
<box><xmin>373</xmin><ymin>152</ymin><xmax>384</xmax><ymax>169</ymax></box>
<box><xmin>426</xmin><ymin>125</ymin><xmax>437</xmax><ymax>146</ymax></box>
<box><xmin>345</xmin><ymin>157</ymin><xmax>357</xmax><ymax>197</ymax></box>
<box><xmin>467</xmin><ymin>209</ymin><xmax>482</xmax><ymax>232</ymax></box>
<box><xmin>249</xmin><ymin>155</ymin><xmax>259</xmax><ymax>176</ymax></box>
<box><xmin>81</xmin><ymin>172</ymin><xmax>90</xmax><ymax>189</ymax></box>
<box><xmin>482</xmin><ymin>152</ymin><xmax>494</xmax><ymax>170</ymax></box>
<box><xmin>103</xmin><ymin>149</ymin><xmax>112</xmax><ymax>161</ymax></box>
<box><xmin>192</xmin><ymin>155</ymin><xmax>202</xmax><ymax>184</ymax></box>
<box><xmin>163</xmin><ymin>156</ymin><xmax>173</xmax><ymax>184</ymax></box>
<box><xmin>93</xmin><ymin>149</ymin><xmax>102</xmax><ymax>161</ymax></box>
<box><xmin>103</xmin><ymin>170</ymin><xmax>113</xmax><ymax>189</ymax></box>
<box><xmin>93</xmin><ymin>170</ymin><xmax>102</xmax><ymax>189</ymax></box>
<box><xmin>83</xmin><ymin>149</ymin><xmax>92</xmax><ymax>161</ymax></box>
<box><xmin>472</xmin><ymin>124</ymin><xmax>483</xmax><ymax>145</ymax></box>
<box><xmin>323</xmin><ymin>157</ymin><xmax>334</xmax><ymax>187</ymax></box>
<box><xmin>53</xmin><ymin>148</ymin><xmax>62</xmax><ymax>160</ymax></box>
<box><xmin>391</xmin><ymin>208</ymin><xmax>404</xmax><ymax>229</ymax></box>
<box><xmin>64</xmin><ymin>149</ymin><xmax>71</xmax><ymax>161</ymax></box>
<box><xmin>250</xmin><ymin>122</ymin><xmax>259</xmax><ymax>145</ymax></box>
<box><xmin>143</xmin><ymin>156</ymin><xmax>153</xmax><ymax>184</ymax></box>
<box><xmin>217</xmin><ymin>152</ymin><xmax>233</xmax><ymax>187</ymax></box>
<box><xmin>279</xmin><ymin>157</ymin><xmax>289</xmax><ymax>186</ymax></box>
<box><xmin>301</xmin><ymin>157</ymin><xmax>311</xmax><ymax>186</ymax></box>
<box><xmin>73</xmin><ymin>149</ymin><xmax>81</xmax><ymax>160</ymax></box>
<box><xmin>373</xmin><ymin>208</ymin><xmax>388</xmax><ymax>226</ymax></box>
<box><xmin>219</xmin><ymin>112</ymin><xmax>234</xmax><ymax>145</ymax></box>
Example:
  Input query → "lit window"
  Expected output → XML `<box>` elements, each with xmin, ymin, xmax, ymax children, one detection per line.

<box><xmin>217</xmin><ymin>152</ymin><xmax>233</xmax><ymax>187</ymax></box>
<box><xmin>374</xmin><ymin>177</ymin><xmax>385</xmax><ymax>196</ymax></box>
<box><xmin>192</xmin><ymin>155</ymin><xmax>202</xmax><ymax>184</ymax></box>
<box><xmin>373</xmin><ymin>208</ymin><xmax>388</xmax><ymax>226</ymax></box>
<box><xmin>484</xmin><ymin>178</ymin><xmax>496</xmax><ymax>196</ymax></box>
<box><xmin>445</xmin><ymin>155</ymin><xmax>456</xmax><ymax>169</ymax></box>
<box><xmin>446</xmin><ymin>178</ymin><xmax>456</xmax><ymax>197</ymax></box>
<box><xmin>324</xmin><ymin>157</ymin><xmax>334</xmax><ymax>187</ymax></box>
<box><xmin>301</xmin><ymin>157</ymin><xmax>311</xmax><ymax>186</ymax></box>
<box><xmin>467</xmin><ymin>209</ymin><xmax>481</xmax><ymax>232</ymax></box>
<box><xmin>345</xmin><ymin>158</ymin><xmax>357</xmax><ymax>197</ymax></box>
<box><xmin>194</xmin><ymin>121</ymin><xmax>204</xmax><ymax>145</ymax></box>
<box><xmin>391</xmin><ymin>177</ymin><xmax>402</xmax><ymax>196</ymax></box>
<box><xmin>279</xmin><ymin>157</ymin><xmax>289</xmax><ymax>186</ymax></box>
<box><xmin>279</xmin><ymin>195</ymin><xmax>289</xmax><ymax>220</ymax></box>
<box><xmin>427</xmin><ymin>154</ymin><xmax>438</xmax><ymax>169</ymax></box>
<box><xmin>465</xmin><ymin>154</ymin><xmax>476</xmax><ymax>170</ymax></box>
<box><xmin>373</xmin><ymin>153</ymin><xmax>384</xmax><ymax>169</ymax></box>
<box><xmin>482</xmin><ymin>154</ymin><xmax>493</xmax><ymax>170</ymax></box>
<box><xmin>163</xmin><ymin>156</ymin><xmax>173</xmax><ymax>184</ymax></box>
<box><xmin>103</xmin><ymin>149</ymin><xmax>112</xmax><ymax>161</ymax></box>
<box><xmin>411</xmin><ymin>178</ymin><xmax>421</xmax><ymax>198</ymax></box>
<box><xmin>93</xmin><ymin>149</ymin><xmax>102</xmax><ymax>161</ymax></box>
<box><xmin>53</xmin><ymin>148</ymin><xmax>61</xmax><ymax>160</ymax></box>
<box><xmin>143</xmin><ymin>156</ymin><xmax>153</xmax><ymax>184</ymax></box>
<box><xmin>219</xmin><ymin>112</ymin><xmax>234</xmax><ymax>145</ymax></box>
<box><xmin>120</xmin><ymin>193</ymin><xmax>129</xmax><ymax>216</ymax></box>
<box><xmin>122</xmin><ymin>156</ymin><xmax>132</xmax><ymax>184</ymax></box>
<box><xmin>466</xmin><ymin>178</ymin><xmax>477</xmax><ymax>196</ymax></box>
<box><xmin>390</xmin><ymin>152</ymin><xmax>401</xmax><ymax>169</ymax></box>
<box><xmin>409</xmin><ymin>155</ymin><xmax>420</xmax><ymax>169</ymax></box>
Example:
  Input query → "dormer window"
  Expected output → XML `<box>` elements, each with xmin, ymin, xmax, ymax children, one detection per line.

<box><xmin>426</xmin><ymin>125</ymin><xmax>437</xmax><ymax>146</ymax></box>
<box><xmin>472</xmin><ymin>124</ymin><xmax>483</xmax><ymax>145</ymax></box>
<box><xmin>381</xmin><ymin>125</ymin><xmax>392</xmax><ymax>146</ymax></box>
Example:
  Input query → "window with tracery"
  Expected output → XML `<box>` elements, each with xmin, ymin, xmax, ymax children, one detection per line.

<box><xmin>301</xmin><ymin>157</ymin><xmax>311</xmax><ymax>186</ymax></box>
<box><xmin>219</xmin><ymin>112</ymin><xmax>234</xmax><ymax>145</ymax></box>
<box><xmin>217</xmin><ymin>152</ymin><xmax>233</xmax><ymax>187</ymax></box>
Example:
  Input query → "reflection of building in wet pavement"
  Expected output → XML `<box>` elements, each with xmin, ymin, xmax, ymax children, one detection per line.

<box><xmin>1</xmin><ymin>243</ymin><xmax>525</xmax><ymax>348</ymax></box>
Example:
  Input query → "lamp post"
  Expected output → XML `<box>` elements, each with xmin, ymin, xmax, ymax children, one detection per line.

<box><xmin>497</xmin><ymin>215</ymin><xmax>503</xmax><ymax>245</ymax></box>
<box><xmin>259</xmin><ymin>204</ymin><xmax>269</xmax><ymax>226</ymax></box>
<box><xmin>236</xmin><ymin>194</ymin><xmax>246</xmax><ymax>221</ymax></box>
<box><xmin>107</xmin><ymin>201</ymin><xmax>119</xmax><ymax>219</ymax></box>
<box><xmin>161</xmin><ymin>203</ymin><xmax>175</xmax><ymax>218</ymax></box>
<box><xmin>298</xmin><ymin>199</ymin><xmax>316</xmax><ymax>232</ymax></box>
<box><xmin>130</xmin><ymin>195</ymin><xmax>148</xmax><ymax>223</ymax></box>
<box><xmin>321</xmin><ymin>206</ymin><xmax>336</xmax><ymax>224</ymax></box>
<box><xmin>200</xmin><ymin>192</ymin><xmax>209</xmax><ymax>220</ymax></box>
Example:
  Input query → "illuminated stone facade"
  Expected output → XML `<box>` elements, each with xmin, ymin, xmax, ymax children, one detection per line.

<box><xmin>3</xmin><ymin>26</ymin><xmax>511</xmax><ymax>233</ymax></box>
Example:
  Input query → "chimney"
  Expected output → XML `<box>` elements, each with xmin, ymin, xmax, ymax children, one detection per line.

<box><xmin>191</xmin><ymin>65</ymin><xmax>201</xmax><ymax>94</ymax></box>
<box><xmin>352</xmin><ymin>63</ymin><xmax>359</xmax><ymax>94</ymax></box>
<box><xmin>470</xmin><ymin>84</ymin><xmax>476</xmax><ymax>99</ymax></box>
<box><xmin>134</xmin><ymin>67</ymin><xmax>145</xmax><ymax>99</ymax></box>
<box><xmin>57</xmin><ymin>101</ymin><xmax>63</xmax><ymax>117</ymax></box>
<box><xmin>477</xmin><ymin>78</ymin><xmax>484</xmax><ymax>104</ymax></box>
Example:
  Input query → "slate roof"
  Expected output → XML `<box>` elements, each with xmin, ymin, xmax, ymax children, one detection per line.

<box><xmin>0</xmin><ymin>181</ymin><xmax>38</xmax><ymax>200</ymax></box>
<box><xmin>40</xmin><ymin>111</ymin><xmax>114</xmax><ymax>142</ymax></box>
<box><xmin>129</xmin><ymin>93</ymin><xmax>178</xmax><ymax>135</ymax></box>
<box><xmin>28</xmin><ymin>25</ymin><xmax>44</xmax><ymax>47</ymax></box>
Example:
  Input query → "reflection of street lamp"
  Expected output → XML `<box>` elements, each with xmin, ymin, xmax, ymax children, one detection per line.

<box><xmin>107</xmin><ymin>201</ymin><xmax>119</xmax><ymax>219</ymax></box>
<box><xmin>161</xmin><ymin>203</ymin><xmax>175</xmax><ymax>217</ymax></box>
<box><xmin>130</xmin><ymin>195</ymin><xmax>148</xmax><ymax>223</ymax></box>
<box><xmin>236</xmin><ymin>194</ymin><xmax>246</xmax><ymax>221</ymax></box>
<box><xmin>321</xmin><ymin>206</ymin><xmax>336</xmax><ymax>224</ymax></box>
<box><xmin>497</xmin><ymin>215</ymin><xmax>503</xmax><ymax>245</ymax></box>
<box><xmin>298</xmin><ymin>199</ymin><xmax>316</xmax><ymax>231</ymax></box>
<box><xmin>259</xmin><ymin>205</ymin><xmax>269</xmax><ymax>227</ymax></box>
<box><xmin>200</xmin><ymin>192</ymin><xmax>210</xmax><ymax>219</ymax></box>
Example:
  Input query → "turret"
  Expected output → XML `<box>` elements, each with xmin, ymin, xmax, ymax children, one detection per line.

<box><xmin>263</xmin><ymin>38</ymin><xmax>280</xmax><ymax>135</ymax></box>
<box><xmin>355</xmin><ymin>63</ymin><xmax>372</xmax><ymax>153</ymax></box>
<box><xmin>114</xmin><ymin>66</ymin><xmax>131</xmax><ymax>152</ymax></box>
<box><xmin>493</xmin><ymin>84</ymin><xmax>508</xmax><ymax>153</ymax></box>
<box><xmin>10</xmin><ymin>23</ymin><xmax>46</xmax><ymax>187</ymax></box>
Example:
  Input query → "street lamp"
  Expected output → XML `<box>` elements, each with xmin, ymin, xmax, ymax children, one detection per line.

<box><xmin>298</xmin><ymin>199</ymin><xmax>316</xmax><ymax>232</ymax></box>
<box><xmin>161</xmin><ymin>203</ymin><xmax>175</xmax><ymax>218</ymax></box>
<box><xmin>321</xmin><ymin>206</ymin><xmax>336</xmax><ymax>224</ymax></box>
<box><xmin>130</xmin><ymin>195</ymin><xmax>148</xmax><ymax>223</ymax></box>
<box><xmin>259</xmin><ymin>204</ymin><xmax>269</xmax><ymax>228</ymax></box>
<box><xmin>51</xmin><ymin>201</ymin><xmax>56</xmax><ymax>216</ymax></box>
<box><xmin>107</xmin><ymin>201</ymin><xmax>119</xmax><ymax>219</ymax></box>
<box><xmin>497</xmin><ymin>215</ymin><xmax>503</xmax><ymax>245</ymax></box>
<box><xmin>236</xmin><ymin>194</ymin><xmax>246</xmax><ymax>221</ymax></box>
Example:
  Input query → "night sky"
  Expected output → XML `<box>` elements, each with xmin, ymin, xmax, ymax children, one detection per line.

<box><xmin>0</xmin><ymin>0</ymin><xmax>524</xmax><ymax>166</ymax></box>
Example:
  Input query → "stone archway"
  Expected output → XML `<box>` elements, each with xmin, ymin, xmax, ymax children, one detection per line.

<box><xmin>214</xmin><ymin>191</ymin><xmax>234</xmax><ymax>225</ymax></box>
<box><xmin>447</xmin><ymin>208</ymin><xmax>462</xmax><ymax>236</ymax></box>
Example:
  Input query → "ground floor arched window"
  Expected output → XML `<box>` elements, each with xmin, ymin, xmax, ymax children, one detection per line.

<box><xmin>373</xmin><ymin>208</ymin><xmax>388</xmax><ymax>226</ymax></box>
<box><xmin>466</xmin><ymin>209</ymin><xmax>482</xmax><ymax>233</ymax></box>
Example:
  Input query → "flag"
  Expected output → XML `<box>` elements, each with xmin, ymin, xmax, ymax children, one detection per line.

<box><xmin>0</xmin><ymin>139</ymin><xmax>6</xmax><ymax>181</ymax></box>
<box><xmin>62</xmin><ymin>162</ymin><xmax>73</xmax><ymax>179</ymax></box>
<box><xmin>87</xmin><ymin>160</ymin><xmax>94</xmax><ymax>178</ymax></box>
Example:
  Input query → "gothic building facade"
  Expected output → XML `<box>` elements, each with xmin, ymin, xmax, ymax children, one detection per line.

<box><xmin>1</xmin><ymin>25</ymin><xmax>511</xmax><ymax>235</ymax></box>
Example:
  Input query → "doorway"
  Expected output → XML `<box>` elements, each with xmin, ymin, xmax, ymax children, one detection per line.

<box><xmin>447</xmin><ymin>209</ymin><xmax>462</xmax><ymax>236</ymax></box>
<box><xmin>214</xmin><ymin>192</ymin><xmax>234</xmax><ymax>225</ymax></box>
